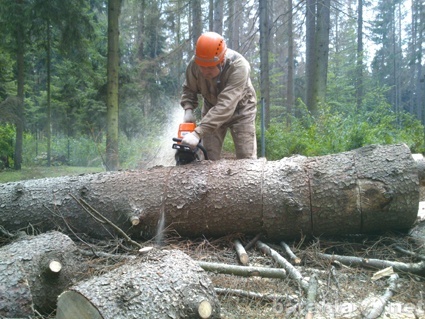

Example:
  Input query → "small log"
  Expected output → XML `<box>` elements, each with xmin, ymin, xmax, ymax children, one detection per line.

<box><xmin>0</xmin><ymin>231</ymin><xmax>82</xmax><ymax>316</ymax></box>
<box><xmin>57</xmin><ymin>249</ymin><xmax>220</xmax><ymax>319</ymax></box>
<box><xmin>233</xmin><ymin>239</ymin><xmax>249</xmax><ymax>265</ymax></box>
<box><xmin>197</xmin><ymin>261</ymin><xmax>286</xmax><ymax>278</ymax></box>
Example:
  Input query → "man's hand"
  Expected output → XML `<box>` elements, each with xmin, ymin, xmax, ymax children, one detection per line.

<box><xmin>181</xmin><ymin>131</ymin><xmax>200</xmax><ymax>149</ymax></box>
<box><xmin>183</xmin><ymin>109</ymin><xmax>196</xmax><ymax>123</ymax></box>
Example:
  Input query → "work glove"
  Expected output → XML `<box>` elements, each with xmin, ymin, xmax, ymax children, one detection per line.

<box><xmin>181</xmin><ymin>131</ymin><xmax>200</xmax><ymax>149</ymax></box>
<box><xmin>183</xmin><ymin>108</ymin><xmax>196</xmax><ymax>123</ymax></box>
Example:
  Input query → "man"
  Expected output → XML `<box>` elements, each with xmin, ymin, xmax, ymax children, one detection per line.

<box><xmin>180</xmin><ymin>31</ymin><xmax>257</xmax><ymax>160</ymax></box>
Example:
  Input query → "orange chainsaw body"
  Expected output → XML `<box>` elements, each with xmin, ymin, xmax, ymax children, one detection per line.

<box><xmin>177</xmin><ymin>122</ymin><xmax>196</xmax><ymax>141</ymax></box>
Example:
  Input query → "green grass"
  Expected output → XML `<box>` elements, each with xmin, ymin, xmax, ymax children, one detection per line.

<box><xmin>0</xmin><ymin>166</ymin><xmax>105</xmax><ymax>183</ymax></box>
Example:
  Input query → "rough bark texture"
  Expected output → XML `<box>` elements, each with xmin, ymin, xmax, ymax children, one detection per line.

<box><xmin>0</xmin><ymin>231</ymin><xmax>83</xmax><ymax>316</ymax></box>
<box><xmin>56</xmin><ymin>249</ymin><xmax>220</xmax><ymax>319</ymax></box>
<box><xmin>0</xmin><ymin>144</ymin><xmax>420</xmax><ymax>240</ymax></box>
<box><xmin>0</xmin><ymin>259</ymin><xmax>33</xmax><ymax>318</ymax></box>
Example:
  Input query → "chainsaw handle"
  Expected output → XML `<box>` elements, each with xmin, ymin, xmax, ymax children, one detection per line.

<box><xmin>172</xmin><ymin>138</ymin><xmax>208</xmax><ymax>160</ymax></box>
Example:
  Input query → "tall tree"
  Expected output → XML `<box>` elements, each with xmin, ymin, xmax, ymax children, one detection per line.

<box><xmin>213</xmin><ymin>0</ymin><xmax>224</xmax><ymax>34</ymax></box>
<box><xmin>305</xmin><ymin>0</ymin><xmax>318</xmax><ymax>116</ymax></box>
<box><xmin>259</xmin><ymin>0</ymin><xmax>270</xmax><ymax>128</ymax></box>
<box><xmin>370</xmin><ymin>0</ymin><xmax>401</xmax><ymax>113</ymax></box>
<box><xmin>14</xmin><ymin>0</ymin><xmax>25</xmax><ymax>170</ymax></box>
<box><xmin>286</xmin><ymin>0</ymin><xmax>294</xmax><ymax>123</ymax></box>
<box><xmin>315</xmin><ymin>0</ymin><xmax>330</xmax><ymax>105</ymax></box>
<box><xmin>106</xmin><ymin>0</ymin><xmax>121</xmax><ymax>171</ymax></box>
<box><xmin>305</xmin><ymin>0</ymin><xmax>331</xmax><ymax>116</ymax></box>
<box><xmin>192</xmin><ymin>0</ymin><xmax>202</xmax><ymax>47</ymax></box>
<box><xmin>356</xmin><ymin>0</ymin><xmax>364</xmax><ymax>110</ymax></box>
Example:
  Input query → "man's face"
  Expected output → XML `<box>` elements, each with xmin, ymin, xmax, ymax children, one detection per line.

<box><xmin>198</xmin><ymin>65</ymin><xmax>220</xmax><ymax>79</ymax></box>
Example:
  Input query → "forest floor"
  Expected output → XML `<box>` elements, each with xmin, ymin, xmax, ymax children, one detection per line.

<box><xmin>2</xmin><ymin>166</ymin><xmax>425</xmax><ymax>318</ymax></box>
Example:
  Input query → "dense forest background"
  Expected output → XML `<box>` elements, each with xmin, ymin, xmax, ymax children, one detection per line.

<box><xmin>0</xmin><ymin>0</ymin><xmax>424</xmax><ymax>171</ymax></box>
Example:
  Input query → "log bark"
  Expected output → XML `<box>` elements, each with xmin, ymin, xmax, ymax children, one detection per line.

<box><xmin>56</xmin><ymin>249</ymin><xmax>220</xmax><ymax>319</ymax></box>
<box><xmin>0</xmin><ymin>231</ymin><xmax>83</xmax><ymax>316</ymax></box>
<box><xmin>0</xmin><ymin>144</ymin><xmax>420</xmax><ymax>240</ymax></box>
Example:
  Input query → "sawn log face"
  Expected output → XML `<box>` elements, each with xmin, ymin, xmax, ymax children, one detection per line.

<box><xmin>0</xmin><ymin>144</ymin><xmax>419</xmax><ymax>240</ymax></box>
<box><xmin>56</xmin><ymin>249</ymin><xmax>220</xmax><ymax>319</ymax></box>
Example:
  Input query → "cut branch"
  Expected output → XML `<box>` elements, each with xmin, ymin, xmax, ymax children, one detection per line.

<box><xmin>360</xmin><ymin>274</ymin><xmax>399</xmax><ymax>319</ymax></box>
<box><xmin>281</xmin><ymin>241</ymin><xmax>301</xmax><ymax>265</ymax></box>
<box><xmin>214</xmin><ymin>287</ymin><xmax>297</xmax><ymax>303</ymax></box>
<box><xmin>233</xmin><ymin>239</ymin><xmax>249</xmax><ymax>265</ymax></box>
<box><xmin>317</xmin><ymin>252</ymin><xmax>425</xmax><ymax>275</ymax></box>
<box><xmin>197</xmin><ymin>261</ymin><xmax>286</xmax><ymax>278</ymax></box>
<box><xmin>257</xmin><ymin>241</ymin><xmax>309</xmax><ymax>291</ymax></box>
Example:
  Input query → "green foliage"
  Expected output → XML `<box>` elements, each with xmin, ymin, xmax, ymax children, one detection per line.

<box><xmin>264</xmin><ymin>93</ymin><xmax>425</xmax><ymax>160</ymax></box>
<box><xmin>0</xmin><ymin>124</ymin><xmax>14</xmax><ymax>168</ymax></box>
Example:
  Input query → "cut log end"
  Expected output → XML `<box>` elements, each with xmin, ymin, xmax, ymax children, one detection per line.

<box><xmin>49</xmin><ymin>260</ymin><xmax>62</xmax><ymax>273</ymax></box>
<box><xmin>239</xmin><ymin>253</ymin><xmax>249</xmax><ymax>265</ymax></box>
<box><xmin>56</xmin><ymin>291</ymin><xmax>102</xmax><ymax>319</ymax></box>
<box><xmin>198</xmin><ymin>300</ymin><xmax>213</xmax><ymax>319</ymax></box>
<box><xmin>130</xmin><ymin>216</ymin><xmax>140</xmax><ymax>226</ymax></box>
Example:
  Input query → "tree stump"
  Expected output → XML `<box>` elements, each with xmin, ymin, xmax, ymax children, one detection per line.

<box><xmin>56</xmin><ymin>249</ymin><xmax>220</xmax><ymax>319</ymax></box>
<box><xmin>0</xmin><ymin>231</ymin><xmax>83</xmax><ymax>316</ymax></box>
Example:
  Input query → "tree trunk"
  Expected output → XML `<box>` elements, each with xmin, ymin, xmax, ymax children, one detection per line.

<box><xmin>213</xmin><ymin>0</ymin><xmax>223</xmax><ymax>34</ymax></box>
<box><xmin>315</xmin><ymin>0</ymin><xmax>330</xmax><ymax>105</ymax></box>
<box><xmin>106</xmin><ymin>0</ymin><xmax>121</xmax><ymax>171</ymax></box>
<box><xmin>305</xmin><ymin>0</ymin><xmax>317</xmax><ymax>116</ymax></box>
<box><xmin>14</xmin><ymin>0</ymin><xmax>25</xmax><ymax>171</ymax></box>
<box><xmin>56</xmin><ymin>249</ymin><xmax>220</xmax><ymax>319</ymax></box>
<box><xmin>0</xmin><ymin>231</ymin><xmax>82</xmax><ymax>316</ymax></box>
<box><xmin>0</xmin><ymin>144</ymin><xmax>421</xmax><ymax>241</ymax></box>
<box><xmin>286</xmin><ymin>0</ymin><xmax>294</xmax><ymax>123</ymax></box>
<box><xmin>356</xmin><ymin>0</ymin><xmax>364</xmax><ymax>111</ymax></box>
<box><xmin>259</xmin><ymin>0</ymin><xmax>270</xmax><ymax>128</ymax></box>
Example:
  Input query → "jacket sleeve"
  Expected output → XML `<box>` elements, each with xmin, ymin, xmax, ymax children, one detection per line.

<box><xmin>195</xmin><ymin>58</ymin><xmax>250</xmax><ymax>138</ymax></box>
<box><xmin>180</xmin><ymin>60</ymin><xmax>199</xmax><ymax>111</ymax></box>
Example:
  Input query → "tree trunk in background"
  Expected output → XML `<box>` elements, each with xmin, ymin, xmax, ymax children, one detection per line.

<box><xmin>106</xmin><ymin>0</ymin><xmax>120</xmax><ymax>171</ymax></box>
<box><xmin>192</xmin><ymin>0</ymin><xmax>202</xmax><ymax>47</ymax></box>
<box><xmin>0</xmin><ymin>231</ymin><xmax>83</xmax><ymax>317</ymax></box>
<box><xmin>315</xmin><ymin>0</ymin><xmax>330</xmax><ymax>106</ymax></box>
<box><xmin>259</xmin><ymin>0</ymin><xmax>270</xmax><ymax>128</ymax></box>
<box><xmin>213</xmin><ymin>0</ymin><xmax>223</xmax><ymax>34</ymax></box>
<box><xmin>305</xmin><ymin>0</ymin><xmax>317</xmax><ymax>116</ymax></box>
<box><xmin>14</xmin><ymin>0</ymin><xmax>24</xmax><ymax>171</ymax></box>
<box><xmin>356</xmin><ymin>0</ymin><xmax>364</xmax><ymax>111</ymax></box>
<box><xmin>209</xmin><ymin>0</ymin><xmax>214</xmax><ymax>31</ymax></box>
<box><xmin>46</xmin><ymin>21</ymin><xmax>52</xmax><ymax>167</ymax></box>
<box><xmin>286</xmin><ymin>0</ymin><xmax>294</xmax><ymax>124</ymax></box>
<box><xmin>0</xmin><ymin>144</ymin><xmax>420</xmax><ymax>241</ymax></box>
<box><xmin>56</xmin><ymin>249</ymin><xmax>220</xmax><ymax>319</ymax></box>
<box><xmin>136</xmin><ymin>0</ymin><xmax>145</xmax><ymax>62</ymax></box>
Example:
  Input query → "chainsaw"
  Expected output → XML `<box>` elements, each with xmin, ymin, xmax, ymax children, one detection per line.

<box><xmin>172</xmin><ymin>123</ymin><xmax>208</xmax><ymax>165</ymax></box>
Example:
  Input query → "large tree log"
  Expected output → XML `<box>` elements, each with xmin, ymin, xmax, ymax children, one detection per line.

<box><xmin>56</xmin><ymin>249</ymin><xmax>220</xmax><ymax>319</ymax></box>
<box><xmin>0</xmin><ymin>144</ymin><xmax>421</xmax><ymax>240</ymax></box>
<box><xmin>0</xmin><ymin>231</ymin><xmax>82</xmax><ymax>316</ymax></box>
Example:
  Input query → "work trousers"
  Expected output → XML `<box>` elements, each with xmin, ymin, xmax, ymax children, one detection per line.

<box><xmin>202</xmin><ymin>120</ymin><xmax>257</xmax><ymax>160</ymax></box>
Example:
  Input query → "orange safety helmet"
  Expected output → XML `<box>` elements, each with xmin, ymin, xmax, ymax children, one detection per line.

<box><xmin>194</xmin><ymin>32</ymin><xmax>227</xmax><ymax>67</ymax></box>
